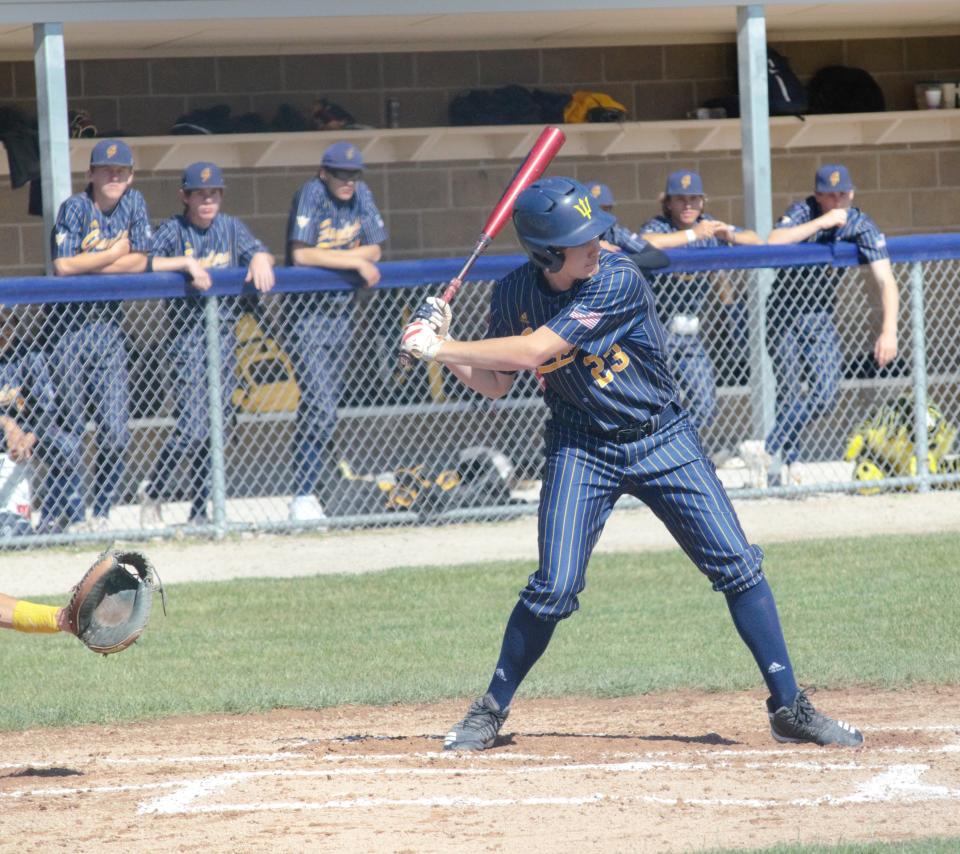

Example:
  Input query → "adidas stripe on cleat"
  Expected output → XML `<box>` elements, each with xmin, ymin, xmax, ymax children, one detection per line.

<box><xmin>767</xmin><ymin>689</ymin><xmax>864</xmax><ymax>747</ymax></box>
<box><xmin>443</xmin><ymin>693</ymin><xmax>509</xmax><ymax>751</ymax></box>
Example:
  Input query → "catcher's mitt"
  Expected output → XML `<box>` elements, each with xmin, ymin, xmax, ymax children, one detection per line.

<box><xmin>66</xmin><ymin>550</ymin><xmax>165</xmax><ymax>655</ymax></box>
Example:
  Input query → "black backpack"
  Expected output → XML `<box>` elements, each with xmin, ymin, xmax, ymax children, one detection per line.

<box><xmin>702</xmin><ymin>47</ymin><xmax>807</xmax><ymax>118</ymax></box>
<box><xmin>767</xmin><ymin>48</ymin><xmax>808</xmax><ymax>116</ymax></box>
<box><xmin>807</xmin><ymin>66</ymin><xmax>886</xmax><ymax>114</ymax></box>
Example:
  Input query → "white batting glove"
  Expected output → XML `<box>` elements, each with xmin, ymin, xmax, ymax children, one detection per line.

<box><xmin>410</xmin><ymin>296</ymin><xmax>452</xmax><ymax>339</ymax></box>
<box><xmin>401</xmin><ymin>319</ymin><xmax>444</xmax><ymax>362</ymax></box>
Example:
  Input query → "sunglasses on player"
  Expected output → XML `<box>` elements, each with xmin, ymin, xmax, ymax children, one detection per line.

<box><xmin>326</xmin><ymin>167</ymin><xmax>362</xmax><ymax>182</ymax></box>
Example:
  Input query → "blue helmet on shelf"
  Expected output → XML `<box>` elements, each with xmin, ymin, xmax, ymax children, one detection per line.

<box><xmin>512</xmin><ymin>177</ymin><xmax>616</xmax><ymax>272</ymax></box>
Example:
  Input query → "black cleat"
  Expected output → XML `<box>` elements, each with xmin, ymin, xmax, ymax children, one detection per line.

<box><xmin>767</xmin><ymin>689</ymin><xmax>864</xmax><ymax>747</ymax></box>
<box><xmin>443</xmin><ymin>693</ymin><xmax>509</xmax><ymax>751</ymax></box>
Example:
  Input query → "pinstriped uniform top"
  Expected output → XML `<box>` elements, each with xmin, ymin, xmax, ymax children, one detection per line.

<box><xmin>640</xmin><ymin>212</ymin><xmax>737</xmax><ymax>318</ymax></box>
<box><xmin>772</xmin><ymin>197</ymin><xmax>889</xmax><ymax>315</ymax></box>
<box><xmin>284</xmin><ymin>178</ymin><xmax>388</xmax><ymax>265</ymax></box>
<box><xmin>152</xmin><ymin>213</ymin><xmax>268</xmax><ymax>322</ymax></box>
<box><xmin>486</xmin><ymin>250</ymin><xmax>680</xmax><ymax>434</ymax></box>
<box><xmin>49</xmin><ymin>186</ymin><xmax>152</xmax><ymax>325</ymax></box>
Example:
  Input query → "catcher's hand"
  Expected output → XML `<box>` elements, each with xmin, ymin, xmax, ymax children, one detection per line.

<box><xmin>401</xmin><ymin>319</ymin><xmax>443</xmax><ymax>362</ymax></box>
<box><xmin>65</xmin><ymin>550</ymin><xmax>165</xmax><ymax>656</ymax></box>
<box><xmin>410</xmin><ymin>296</ymin><xmax>452</xmax><ymax>339</ymax></box>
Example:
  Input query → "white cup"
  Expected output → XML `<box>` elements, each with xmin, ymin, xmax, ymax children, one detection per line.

<box><xmin>924</xmin><ymin>87</ymin><xmax>943</xmax><ymax>109</ymax></box>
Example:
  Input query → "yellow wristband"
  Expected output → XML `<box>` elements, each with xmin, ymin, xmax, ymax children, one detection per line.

<box><xmin>11</xmin><ymin>601</ymin><xmax>61</xmax><ymax>634</ymax></box>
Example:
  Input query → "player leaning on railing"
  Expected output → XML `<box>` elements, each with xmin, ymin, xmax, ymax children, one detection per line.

<box><xmin>401</xmin><ymin>176</ymin><xmax>863</xmax><ymax>751</ymax></box>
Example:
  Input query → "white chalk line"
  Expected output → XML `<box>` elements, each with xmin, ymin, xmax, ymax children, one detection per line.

<box><xmin>136</xmin><ymin>762</ymin><xmax>960</xmax><ymax>815</ymax></box>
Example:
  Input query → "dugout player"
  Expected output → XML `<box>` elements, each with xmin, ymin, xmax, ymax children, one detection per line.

<box><xmin>588</xmin><ymin>182</ymin><xmax>669</xmax><ymax>273</ymax></box>
<box><xmin>744</xmin><ymin>164</ymin><xmax>898</xmax><ymax>485</ymax></box>
<box><xmin>138</xmin><ymin>162</ymin><xmax>275</xmax><ymax>527</ymax></box>
<box><xmin>640</xmin><ymin>170</ymin><xmax>762</xmax><ymax>428</ymax></box>
<box><xmin>284</xmin><ymin>141</ymin><xmax>388</xmax><ymax>523</ymax></box>
<box><xmin>49</xmin><ymin>139</ymin><xmax>152</xmax><ymax>532</ymax></box>
<box><xmin>401</xmin><ymin>177</ymin><xmax>863</xmax><ymax>751</ymax></box>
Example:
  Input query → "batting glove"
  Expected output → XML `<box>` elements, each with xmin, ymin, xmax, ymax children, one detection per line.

<box><xmin>401</xmin><ymin>319</ymin><xmax>444</xmax><ymax>362</ymax></box>
<box><xmin>410</xmin><ymin>296</ymin><xmax>452</xmax><ymax>339</ymax></box>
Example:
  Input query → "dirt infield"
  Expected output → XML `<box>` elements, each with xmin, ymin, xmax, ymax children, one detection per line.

<box><xmin>2</xmin><ymin>687</ymin><xmax>959</xmax><ymax>852</ymax></box>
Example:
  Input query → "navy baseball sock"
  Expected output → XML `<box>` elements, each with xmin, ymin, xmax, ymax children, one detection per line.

<box><xmin>725</xmin><ymin>576</ymin><xmax>798</xmax><ymax>710</ymax></box>
<box><xmin>486</xmin><ymin>601</ymin><xmax>556</xmax><ymax>711</ymax></box>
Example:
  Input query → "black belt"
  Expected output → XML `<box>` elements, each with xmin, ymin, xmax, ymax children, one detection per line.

<box><xmin>553</xmin><ymin>401</ymin><xmax>681</xmax><ymax>444</ymax></box>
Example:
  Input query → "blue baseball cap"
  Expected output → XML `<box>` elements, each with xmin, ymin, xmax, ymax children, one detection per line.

<box><xmin>322</xmin><ymin>142</ymin><xmax>364</xmax><ymax>171</ymax></box>
<box><xmin>815</xmin><ymin>164</ymin><xmax>854</xmax><ymax>192</ymax></box>
<box><xmin>665</xmin><ymin>170</ymin><xmax>704</xmax><ymax>195</ymax></box>
<box><xmin>587</xmin><ymin>182</ymin><xmax>615</xmax><ymax>207</ymax></box>
<box><xmin>182</xmin><ymin>161</ymin><xmax>225</xmax><ymax>190</ymax></box>
<box><xmin>90</xmin><ymin>139</ymin><xmax>133</xmax><ymax>168</ymax></box>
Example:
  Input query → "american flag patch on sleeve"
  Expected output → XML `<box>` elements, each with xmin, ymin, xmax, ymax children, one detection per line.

<box><xmin>570</xmin><ymin>308</ymin><xmax>602</xmax><ymax>329</ymax></box>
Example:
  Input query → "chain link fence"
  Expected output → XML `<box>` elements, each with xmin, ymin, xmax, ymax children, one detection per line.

<box><xmin>0</xmin><ymin>237</ymin><xmax>957</xmax><ymax>547</ymax></box>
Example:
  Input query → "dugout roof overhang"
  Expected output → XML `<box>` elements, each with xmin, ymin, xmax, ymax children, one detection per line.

<box><xmin>1</xmin><ymin>0</ymin><xmax>959</xmax><ymax>57</ymax></box>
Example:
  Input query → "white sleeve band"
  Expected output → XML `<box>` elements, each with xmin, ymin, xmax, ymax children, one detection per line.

<box><xmin>685</xmin><ymin>229</ymin><xmax>696</xmax><ymax>244</ymax></box>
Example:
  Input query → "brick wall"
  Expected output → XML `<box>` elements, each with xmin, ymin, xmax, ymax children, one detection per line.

<box><xmin>1</xmin><ymin>35</ymin><xmax>958</xmax><ymax>276</ymax></box>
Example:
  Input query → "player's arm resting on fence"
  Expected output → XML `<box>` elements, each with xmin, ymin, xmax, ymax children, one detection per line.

<box><xmin>52</xmin><ymin>236</ymin><xmax>138</xmax><ymax>276</ymax></box>
<box><xmin>767</xmin><ymin>207</ymin><xmax>847</xmax><ymax>244</ymax></box>
<box><xmin>290</xmin><ymin>241</ymin><xmax>382</xmax><ymax>287</ymax></box>
<box><xmin>869</xmin><ymin>257</ymin><xmax>899</xmax><ymax>367</ymax></box>
<box><xmin>150</xmin><ymin>254</ymin><xmax>212</xmax><ymax>290</ymax></box>
<box><xmin>641</xmin><ymin>218</ymin><xmax>725</xmax><ymax>248</ymax></box>
<box><xmin>0</xmin><ymin>591</ymin><xmax>70</xmax><ymax>634</ymax></box>
<box><xmin>721</xmin><ymin>227</ymin><xmax>763</xmax><ymax>246</ymax></box>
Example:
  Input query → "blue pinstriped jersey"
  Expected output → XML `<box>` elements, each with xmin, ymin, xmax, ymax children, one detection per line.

<box><xmin>601</xmin><ymin>223</ymin><xmax>649</xmax><ymax>255</ymax></box>
<box><xmin>486</xmin><ymin>251</ymin><xmax>679</xmax><ymax>434</ymax></box>
<box><xmin>774</xmin><ymin>198</ymin><xmax>889</xmax><ymax>262</ymax></box>
<box><xmin>640</xmin><ymin>213</ymin><xmax>737</xmax><ymax>317</ymax></box>
<box><xmin>152</xmin><ymin>213</ymin><xmax>268</xmax><ymax>322</ymax></box>
<box><xmin>49</xmin><ymin>187</ymin><xmax>152</xmax><ymax>326</ymax></box>
<box><xmin>285</xmin><ymin>178</ymin><xmax>388</xmax><ymax>266</ymax></box>
<box><xmin>772</xmin><ymin>198</ymin><xmax>889</xmax><ymax>315</ymax></box>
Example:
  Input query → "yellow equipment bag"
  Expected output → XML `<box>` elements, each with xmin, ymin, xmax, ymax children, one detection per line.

<box><xmin>844</xmin><ymin>396</ymin><xmax>956</xmax><ymax>493</ymax></box>
<box><xmin>231</xmin><ymin>312</ymin><xmax>300</xmax><ymax>414</ymax></box>
<box><xmin>563</xmin><ymin>91</ymin><xmax>628</xmax><ymax>124</ymax></box>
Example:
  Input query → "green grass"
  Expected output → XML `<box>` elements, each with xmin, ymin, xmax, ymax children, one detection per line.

<box><xmin>1</xmin><ymin>530</ymin><xmax>958</xmax><ymax>731</ymax></box>
<box><xmin>705</xmin><ymin>840</ymin><xmax>960</xmax><ymax>854</ymax></box>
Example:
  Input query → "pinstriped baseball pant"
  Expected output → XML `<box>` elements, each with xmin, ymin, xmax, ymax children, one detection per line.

<box><xmin>522</xmin><ymin>414</ymin><xmax>764</xmax><ymax>620</ymax></box>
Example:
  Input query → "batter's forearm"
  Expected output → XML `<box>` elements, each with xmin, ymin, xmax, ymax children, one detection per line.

<box><xmin>445</xmin><ymin>362</ymin><xmax>515</xmax><ymax>399</ymax></box>
<box><xmin>437</xmin><ymin>331</ymin><xmax>564</xmax><ymax>373</ymax></box>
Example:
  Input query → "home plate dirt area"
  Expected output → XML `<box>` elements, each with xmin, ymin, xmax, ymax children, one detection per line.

<box><xmin>1</xmin><ymin>687</ymin><xmax>958</xmax><ymax>853</ymax></box>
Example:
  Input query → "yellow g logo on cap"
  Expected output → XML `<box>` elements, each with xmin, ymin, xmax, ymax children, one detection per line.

<box><xmin>573</xmin><ymin>196</ymin><xmax>593</xmax><ymax>219</ymax></box>
<box><xmin>830</xmin><ymin>170</ymin><xmax>840</xmax><ymax>187</ymax></box>
<box><xmin>106</xmin><ymin>144</ymin><xmax>117</xmax><ymax>159</ymax></box>
<box><xmin>681</xmin><ymin>174</ymin><xmax>692</xmax><ymax>190</ymax></box>
<box><xmin>201</xmin><ymin>167</ymin><xmax>211</xmax><ymax>183</ymax></box>
<box><xmin>590</xmin><ymin>184</ymin><xmax>602</xmax><ymax>198</ymax></box>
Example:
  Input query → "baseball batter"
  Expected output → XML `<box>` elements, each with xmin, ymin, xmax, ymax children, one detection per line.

<box><xmin>401</xmin><ymin>177</ymin><xmax>862</xmax><ymax>751</ymax></box>
<box><xmin>756</xmin><ymin>164</ymin><xmax>898</xmax><ymax>485</ymax></box>
<box><xmin>139</xmin><ymin>161</ymin><xmax>275</xmax><ymax>527</ymax></box>
<box><xmin>49</xmin><ymin>139</ymin><xmax>152</xmax><ymax>531</ymax></box>
<box><xmin>640</xmin><ymin>170</ymin><xmax>762</xmax><ymax>428</ymax></box>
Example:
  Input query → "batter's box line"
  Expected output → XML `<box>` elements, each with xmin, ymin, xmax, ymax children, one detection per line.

<box><xmin>137</xmin><ymin>763</ymin><xmax>960</xmax><ymax>816</ymax></box>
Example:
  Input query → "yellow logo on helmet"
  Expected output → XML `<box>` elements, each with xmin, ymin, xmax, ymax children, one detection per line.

<box><xmin>201</xmin><ymin>167</ymin><xmax>211</xmax><ymax>183</ymax></box>
<box><xmin>830</xmin><ymin>170</ymin><xmax>841</xmax><ymax>187</ymax></box>
<box><xmin>573</xmin><ymin>196</ymin><xmax>593</xmax><ymax>219</ymax></box>
<box><xmin>590</xmin><ymin>184</ymin><xmax>602</xmax><ymax>198</ymax></box>
<box><xmin>681</xmin><ymin>174</ymin><xmax>692</xmax><ymax>190</ymax></box>
<box><xmin>346</xmin><ymin>147</ymin><xmax>356</xmax><ymax>160</ymax></box>
<box><xmin>106</xmin><ymin>144</ymin><xmax>117</xmax><ymax>159</ymax></box>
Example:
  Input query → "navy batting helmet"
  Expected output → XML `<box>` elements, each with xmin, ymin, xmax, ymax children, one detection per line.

<box><xmin>512</xmin><ymin>177</ymin><xmax>616</xmax><ymax>272</ymax></box>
